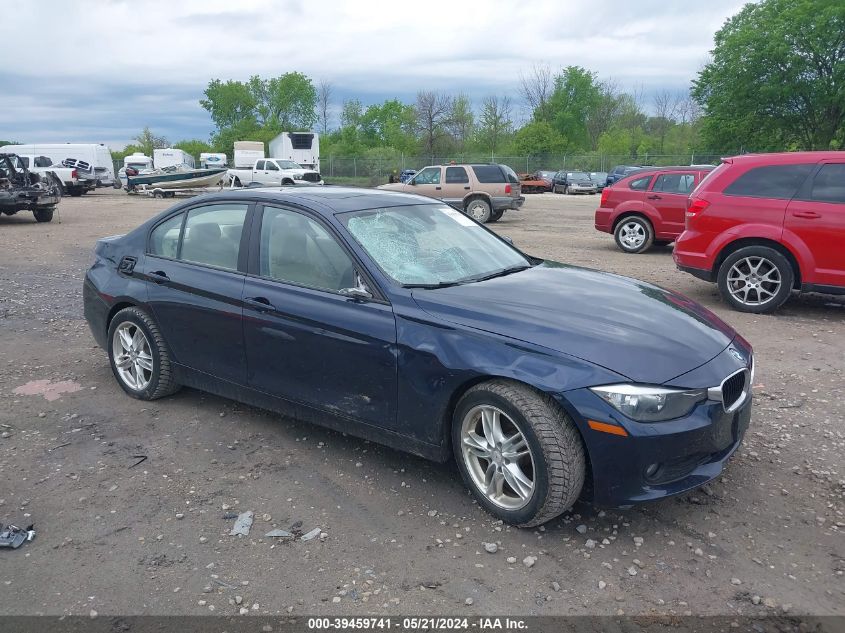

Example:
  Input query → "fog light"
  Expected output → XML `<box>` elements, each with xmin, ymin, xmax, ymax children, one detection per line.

<box><xmin>644</xmin><ymin>463</ymin><xmax>660</xmax><ymax>478</ymax></box>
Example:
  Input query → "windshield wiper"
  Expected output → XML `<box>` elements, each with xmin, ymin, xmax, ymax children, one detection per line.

<box><xmin>404</xmin><ymin>280</ymin><xmax>466</xmax><ymax>289</ymax></box>
<box><xmin>467</xmin><ymin>264</ymin><xmax>532</xmax><ymax>283</ymax></box>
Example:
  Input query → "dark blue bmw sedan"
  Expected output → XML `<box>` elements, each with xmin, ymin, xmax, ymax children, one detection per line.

<box><xmin>83</xmin><ymin>187</ymin><xmax>753</xmax><ymax>526</ymax></box>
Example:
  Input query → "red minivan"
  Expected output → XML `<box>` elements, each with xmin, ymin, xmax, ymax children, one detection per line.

<box><xmin>674</xmin><ymin>152</ymin><xmax>845</xmax><ymax>313</ymax></box>
<box><xmin>594</xmin><ymin>166</ymin><xmax>714</xmax><ymax>253</ymax></box>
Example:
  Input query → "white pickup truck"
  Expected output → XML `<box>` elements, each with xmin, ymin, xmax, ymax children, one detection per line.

<box><xmin>227</xmin><ymin>158</ymin><xmax>323</xmax><ymax>187</ymax></box>
<box><xmin>15</xmin><ymin>154</ymin><xmax>93</xmax><ymax>196</ymax></box>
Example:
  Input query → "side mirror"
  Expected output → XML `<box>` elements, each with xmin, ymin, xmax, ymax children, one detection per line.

<box><xmin>339</xmin><ymin>286</ymin><xmax>373</xmax><ymax>301</ymax></box>
<box><xmin>501</xmin><ymin>236</ymin><xmax>515</xmax><ymax>246</ymax></box>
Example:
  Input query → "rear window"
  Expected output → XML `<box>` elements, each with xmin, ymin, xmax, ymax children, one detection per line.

<box><xmin>724</xmin><ymin>164</ymin><xmax>813</xmax><ymax>200</ymax></box>
<box><xmin>629</xmin><ymin>175</ymin><xmax>652</xmax><ymax>191</ymax></box>
<box><xmin>472</xmin><ymin>165</ymin><xmax>505</xmax><ymax>183</ymax></box>
<box><xmin>808</xmin><ymin>163</ymin><xmax>845</xmax><ymax>204</ymax></box>
<box><xmin>692</xmin><ymin>162</ymin><xmax>729</xmax><ymax>194</ymax></box>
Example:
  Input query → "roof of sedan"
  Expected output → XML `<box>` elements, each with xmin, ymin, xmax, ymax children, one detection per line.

<box><xmin>200</xmin><ymin>186</ymin><xmax>431</xmax><ymax>214</ymax></box>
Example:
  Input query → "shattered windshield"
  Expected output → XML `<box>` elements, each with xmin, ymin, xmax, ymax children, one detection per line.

<box><xmin>341</xmin><ymin>204</ymin><xmax>531</xmax><ymax>287</ymax></box>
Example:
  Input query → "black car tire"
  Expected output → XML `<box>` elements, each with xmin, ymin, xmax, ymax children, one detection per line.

<box><xmin>488</xmin><ymin>209</ymin><xmax>504</xmax><ymax>223</ymax></box>
<box><xmin>614</xmin><ymin>215</ymin><xmax>654</xmax><ymax>254</ymax></box>
<box><xmin>33</xmin><ymin>207</ymin><xmax>54</xmax><ymax>223</ymax></box>
<box><xmin>107</xmin><ymin>306</ymin><xmax>181</xmax><ymax>400</ymax></box>
<box><xmin>452</xmin><ymin>379</ymin><xmax>585</xmax><ymax>527</ymax></box>
<box><xmin>716</xmin><ymin>246</ymin><xmax>794</xmax><ymax>314</ymax></box>
<box><xmin>465</xmin><ymin>198</ymin><xmax>492</xmax><ymax>223</ymax></box>
<box><xmin>68</xmin><ymin>187</ymin><xmax>84</xmax><ymax>197</ymax></box>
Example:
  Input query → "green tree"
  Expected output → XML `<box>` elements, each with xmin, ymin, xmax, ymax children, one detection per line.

<box><xmin>545</xmin><ymin>66</ymin><xmax>602</xmax><ymax>151</ymax></box>
<box><xmin>200</xmin><ymin>79</ymin><xmax>258</xmax><ymax>129</ymax></box>
<box><xmin>693</xmin><ymin>0</ymin><xmax>845</xmax><ymax>150</ymax></box>
<box><xmin>510</xmin><ymin>120</ymin><xmax>567</xmax><ymax>156</ymax></box>
<box><xmin>476</xmin><ymin>95</ymin><xmax>513</xmax><ymax>155</ymax></box>
<box><xmin>447</xmin><ymin>94</ymin><xmax>474</xmax><ymax>153</ymax></box>
<box><xmin>360</xmin><ymin>99</ymin><xmax>417</xmax><ymax>152</ymax></box>
<box><xmin>133</xmin><ymin>127</ymin><xmax>169</xmax><ymax>156</ymax></box>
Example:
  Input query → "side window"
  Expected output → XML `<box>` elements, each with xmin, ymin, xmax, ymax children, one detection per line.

<box><xmin>445</xmin><ymin>166</ymin><xmax>469</xmax><ymax>184</ymax></box>
<box><xmin>472</xmin><ymin>165</ymin><xmax>506</xmax><ymax>183</ymax></box>
<box><xmin>724</xmin><ymin>164</ymin><xmax>813</xmax><ymax>199</ymax></box>
<box><xmin>256</xmin><ymin>160</ymin><xmax>265</xmax><ymax>170</ymax></box>
<box><xmin>653</xmin><ymin>173</ymin><xmax>695</xmax><ymax>194</ymax></box>
<box><xmin>629</xmin><ymin>175</ymin><xmax>652</xmax><ymax>191</ymax></box>
<box><xmin>413</xmin><ymin>167</ymin><xmax>441</xmax><ymax>185</ymax></box>
<box><xmin>180</xmin><ymin>204</ymin><xmax>248</xmax><ymax>271</ymax></box>
<box><xmin>809</xmin><ymin>164</ymin><xmax>845</xmax><ymax>204</ymax></box>
<box><xmin>260</xmin><ymin>207</ymin><xmax>356</xmax><ymax>292</ymax></box>
<box><xmin>149</xmin><ymin>213</ymin><xmax>184</xmax><ymax>259</ymax></box>
<box><xmin>265</xmin><ymin>161</ymin><xmax>279</xmax><ymax>171</ymax></box>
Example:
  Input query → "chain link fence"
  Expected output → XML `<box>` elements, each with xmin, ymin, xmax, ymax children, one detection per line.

<box><xmin>318</xmin><ymin>152</ymin><xmax>738</xmax><ymax>184</ymax></box>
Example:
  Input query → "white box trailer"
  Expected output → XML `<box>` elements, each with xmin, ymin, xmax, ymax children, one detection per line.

<box><xmin>0</xmin><ymin>143</ymin><xmax>115</xmax><ymax>186</ymax></box>
<box><xmin>153</xmin><ymin>148</ymin><xmax>195</xmax><ymax>169</ymax></box>
<box><xmin>200</xmin><ymin>152</ymin><xmax>227</xmax><ymax>168</ymax></box>
<box><xmin>269</xmin><ymin>132</ymin><xmax>319</xmax><ymax>172</ymax></box>
<box><xmin>233</xmin><ymin>141</ymin><xmax>264</xmax><ymax>168</ymax></box>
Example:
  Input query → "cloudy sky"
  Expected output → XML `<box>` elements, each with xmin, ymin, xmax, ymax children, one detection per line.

<box><xmin>0</xmin><ymin>0</ymin><xmax>748</xmax><ymax>150</ymax></box>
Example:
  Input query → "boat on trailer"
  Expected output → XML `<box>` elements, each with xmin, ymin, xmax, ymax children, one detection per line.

<box><xmin>126</xmin><ymin>166</ymin><xmax>227</xmax><ymax>192</ymax></box>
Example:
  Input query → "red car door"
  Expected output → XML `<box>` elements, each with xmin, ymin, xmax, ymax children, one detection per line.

<box><xmin>649</xmin><ymin>171</ymin><xmax>698</xmax><ymax>239</ymax></box>
<box><xmin>785</xmin><ymin>162</ymin><xmax>845</xmax><ymax>288</ymax></box>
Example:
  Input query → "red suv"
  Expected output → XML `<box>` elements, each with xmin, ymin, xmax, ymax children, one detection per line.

<box><xmin>594</xmin><ymin>166</ymin><xmax>714</xmax><ymax>253</ymax></box>
<box><xmin>674</xmin><ymin>152</ymin><xmax>845</xmax><ymax>313</ymax></box>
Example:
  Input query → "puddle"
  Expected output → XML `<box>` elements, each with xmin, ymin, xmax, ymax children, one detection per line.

<box><xmin>13</xmin><ymin>379</ymin><xmax>83</xmax><ymax>401</ymax></box>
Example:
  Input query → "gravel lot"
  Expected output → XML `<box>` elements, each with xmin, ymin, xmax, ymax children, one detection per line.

<box><xmin>0</xmin><ymin>190</ymin><xmax>842</xmax><ymax>617</ymax></box>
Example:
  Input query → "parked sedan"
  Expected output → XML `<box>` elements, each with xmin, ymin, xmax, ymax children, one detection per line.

<box><xmin>590</xmin><ymin>172</ymin><xmax>608</xmax><ymax>192</ymax></box>
<box><xmin>553</xmin><ymin>171</ymin><xmax>597</xmax><ymax>194</ymax></box>
<box><xmin>83</xmin><ymin>187</ymin><xmax>753</xmax><ymax>526</ymax></box>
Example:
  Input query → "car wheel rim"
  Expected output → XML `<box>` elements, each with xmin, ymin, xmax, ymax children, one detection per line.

<box><xmin>467</xmin><ymin>202</ymin><xmax>487</xmax><ymax>221</ymax></box>
<box><xmin>619</xmin><ymin>221</ymin><xmax>646</xmax><ymax>249</ymax></box>
<box><xmin>112</xmin><ymin>322</ymin><xmax>153</xmax><ymax>391</ymax></box>
<box><xmin>726</xmin><ymin>256</ymin><xmax>781</xmax><ymax>306</ymax></box>
<box><xmin>460</xmin><ymin>405</ymin><xmax>535</xmax><ymax>510</ymax></box>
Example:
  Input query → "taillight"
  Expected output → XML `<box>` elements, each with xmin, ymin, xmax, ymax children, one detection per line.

<box><xmin>600</xmin><ymin>188</ymin><xmax>610</xmax><ymax>206</ymax></box>
<box><xmin>686</xmin><ymin>197</ymin><xmax>710</xmax><ymax>218</ymax></box>
<box><xmin>71</xmin><ymin>169</ymin><xmax>78</xmax><ymax>178</ymax></box>
<box><xmin>505</xmin><ymin>184</ymin><xmax>512</xmax><ymax>194</ymax></box>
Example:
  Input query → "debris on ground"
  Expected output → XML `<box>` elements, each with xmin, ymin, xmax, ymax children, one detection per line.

<box><xmin>0</xmin><ymin>523</ymin><xmax>35</xmax><ymax>549</ymax></box>
<box><xmin>300</xmin><ymin>527</ymin><xmax>321</xmax><ymax>541</ymax></box>
<box><xmin>229</xmin><ymin>511</ymin><xmax>254</xmax><ymax>537</ymax></box>
<box><xmin>265</xmin><ymin>529</ymin><xmax>293</xmax><ymax>538</ymax></box>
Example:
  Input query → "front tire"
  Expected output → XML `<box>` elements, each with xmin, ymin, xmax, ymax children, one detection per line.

<box><xmin>452</xmin><ymin>380</ymin><xmax>585</xmax><ymax>527</ymax></box>
<box><xmin>107</xmin><ymin>307</ymin><xmax>181</xmax><ymax>400</ymax></box>
<box><xmin>465</xmin><ymin>198</ymin><xmax>492</xmax><ymax>223</ymax></box>
<box><xmin>717</xmin><ymin>246</ymin><xmax>794</xmax><ymax>313</ymax></box>
<box><xmin>614</xmin><ymin>215</ymin><xmax>654</xmax><ymax>253</ymax></box>
<box><xmin>33</xmin><ymin>207</ymin><xmax>54</xmax><ymax>223</ymax></box>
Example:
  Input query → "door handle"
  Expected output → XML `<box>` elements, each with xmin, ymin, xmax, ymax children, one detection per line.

<box><xmin>148</xmin><ymin>270</ymin><xmax>170</xmax><ymax>284</ymax></box>
<box><xmin>244</xmin><ymin>296</ymin><xmax>275</xmax><ymax>312</ymax></box>
<box><xmin>464</xmin><ymin>186</ymin><xmax>470</xmax><ymax>190</ymax></box>
<box><xmin>792</xmin><ymin>210</ymin><xmax>821</xmax><ymax>219</ymax></box>
<box><xmin>647</xmin><ymin>195</ymin><xmax>661</xmax><ymax>200</ymax></box>
<box><xmin>435</xmin><ymin>186</ymin><xmax>442</xmax><ymax>190</ymax></box>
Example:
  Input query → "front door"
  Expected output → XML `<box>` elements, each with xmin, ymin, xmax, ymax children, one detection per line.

<box><xmin>141</xmin><ymin>202</ymin><xmax>251</xmax><ymax>384</ymax></box>
<box><xmin>263</xmin><ymin>160</ymin><xmax>282</xmax><ymax>185</ymax></box>
<box><xmin>786</xmin><ymin>162</ymin><xmax>845</xmax><ymax>287</ymax></box>
<box><xmin>649</xmin><ymin>171</ymin><xmax>697</xmax><ymax>237</ymax></box>
<box><xmin>407</xmin><ymin>166</ymin><xmax>443</xmax><ymax>200</ymax></box>
<box><xmin>241</xmin><ymin>205</ymin><xmax>398</xmax><ymax>428</ymax></box>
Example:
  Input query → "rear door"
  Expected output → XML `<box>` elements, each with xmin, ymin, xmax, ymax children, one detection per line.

<box><xmin>241</xmin><ymin>204</ymin><xmax>398</xmax><ymax>428</ymax></box>
<box><xmin>141</xmin><ymin>201</ymin><xmax>251</xmax><ymax>384</ymax></box>
<box><xmin>786</xmin><ymin>161</ymin><xmax>845</xmax><ymax>287</ymax></box>
<box><xmin>649</xmin><ymin>171</ymin><xmax>698</xmax><ymax>237</ymax></box>
<box><xmin>440</xmin><ymin>166</ymin><xmax>471</xmax><ymax>207</ymax></box>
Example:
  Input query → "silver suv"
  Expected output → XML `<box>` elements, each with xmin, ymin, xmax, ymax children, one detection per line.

<box><xmin>379</xmin><ymin>164</ymin><xmax>524</xmax><ymax>223</ymax></box>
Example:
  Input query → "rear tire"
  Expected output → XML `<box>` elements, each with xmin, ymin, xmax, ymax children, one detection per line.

<box><xmin>107</xmin><ymin>307</ymin><xmax>181</xmax><ymax>400</ymax></box>
<box><xmin>465</xmin><ymin>198</ymin><xmax>492</xmax><ymax>223</ymax></box>
<box><xmin>488</xmin><ymin>209</ymin><xmax>504</xmax><ymax>223</ymax></box>
<box><xmin>716</xmin><ymin>246</ymin><xmax>794</xmax><ymax>314</ymax></box>
<box><xmin>68</xmin><ymin>187</ymin><xmax>83</xmax><ymax>197</ymax></box>
<box><xmin>614</xmin><ymin>215</ymin><xmax>654</xmax><ymax>254</ymax></box>
<box><xmin>33</xmin><ymin>207</ymin><xmax>54</xmax><ymax>223</ymax></box>
<box><xmin>452</xmin><ymin>379</ymin><xmax>585</xmax><ymax>527</ymax></box>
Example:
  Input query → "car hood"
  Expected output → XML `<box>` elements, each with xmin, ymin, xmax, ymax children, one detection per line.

<box><xmin>411</xmin><ymin>261</ymin><xmax>736</xmax><ymax>384</ymax></box>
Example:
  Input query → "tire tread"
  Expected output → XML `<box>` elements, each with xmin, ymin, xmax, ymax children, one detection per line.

<box><xmin>113</xmin><ymin>307</ymin><xmax>180</xmax><ymax>399</ymax></box>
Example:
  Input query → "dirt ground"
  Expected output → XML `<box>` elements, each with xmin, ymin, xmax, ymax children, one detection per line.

<box><xmin>0</xmin><ymin>189</ymin><xmax>842</xmax><ymax>618</ymax></box>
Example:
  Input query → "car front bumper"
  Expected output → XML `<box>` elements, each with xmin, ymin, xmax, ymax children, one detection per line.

<box><xmin>568</xmin><ymin>185</ymin><xmax>597</xmax><ymax>194</ymax></box>
<box><xmin>557</xmin><ymin>343</ymin><xmax>753</xmax><ymax>507</ymax></box>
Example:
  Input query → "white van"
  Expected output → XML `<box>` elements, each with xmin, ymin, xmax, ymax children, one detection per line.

<box><xmin>153</xmin><ymin>148</ymin><xmax>195</xmax><ymax>170</ymax></box>
<box><xmin>0</xmin><ymin>143</ymin><xmax>115</xmax><ymax>187</ymax></box>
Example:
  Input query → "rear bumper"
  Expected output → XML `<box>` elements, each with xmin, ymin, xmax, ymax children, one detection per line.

<box><xmin>677</xmin><ymin>264</ymin><xmax>714</xmax><ymax>282</ymax></box>
<box><xmin>492</xmin><ymin>196</ymin><xmax>524</xmax><ymax>211</ymax></box>
<box><xmin>83</xmin><ymin>274</ymin><xmax>110</xmax><ymax>349</ymax></box>
<box><xmin>673</xmin><ymin>230</ymin><xmax>717</xmax><ymax>278</ymax></box>
<box><xmin>594</xmin><ymin>207</ymin><xmax>613</xmax><ymax>234</ymax></box>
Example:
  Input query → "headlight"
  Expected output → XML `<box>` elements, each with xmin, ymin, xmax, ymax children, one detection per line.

<box><xmin>590</xmin><ymin>384</ymin><xmax>706</xmax><ymax>422</ymax></box>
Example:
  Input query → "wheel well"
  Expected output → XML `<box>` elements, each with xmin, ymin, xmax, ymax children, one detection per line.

<box><xmin>714</xmin><ymin>238</ymin><xmax>802</xmax><ymax>289</ymax></box>
<box><xmin>281</xmin><ymin>178</ymin><xmax>294</xmax><ymax>185</ymax></box>
<box><xmin>463</xmin><ymin>193</ymin><xmax>491</xmax><ymax>209</ymax></box>
<box><xmin>106</xmin><ymin>301</ymin><xmax>136</xmax><ymax>333</ymax></box>
<box><xmin>612</xmin><ymin>212</ymin><xmax>650</xmax><ymax>233</ymax></box>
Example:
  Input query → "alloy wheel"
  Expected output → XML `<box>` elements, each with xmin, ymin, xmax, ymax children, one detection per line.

<box><xmin>460</xmin><ymin>405</ymin><xmax>535</xmax><ymax>510</ymax></box>
<box><xmin>726</xmin><ymin>256</ymin><xmax>781</xmax><ymax>306</ymax></box>
<box><xmin>111</xmin><ymin>322</ymin><xmax>154</xmax><ymax>391</ymax></box>
<box><xmin>619</xmin><ymin>221</ymin><xmax>646</xmax><ymax>250</ymax></box>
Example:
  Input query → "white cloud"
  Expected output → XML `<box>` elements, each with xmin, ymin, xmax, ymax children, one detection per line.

<box><xmin>0</xmin><ymin>0</ymin><xmax>746</xmax><ymax>148</ymax></box>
